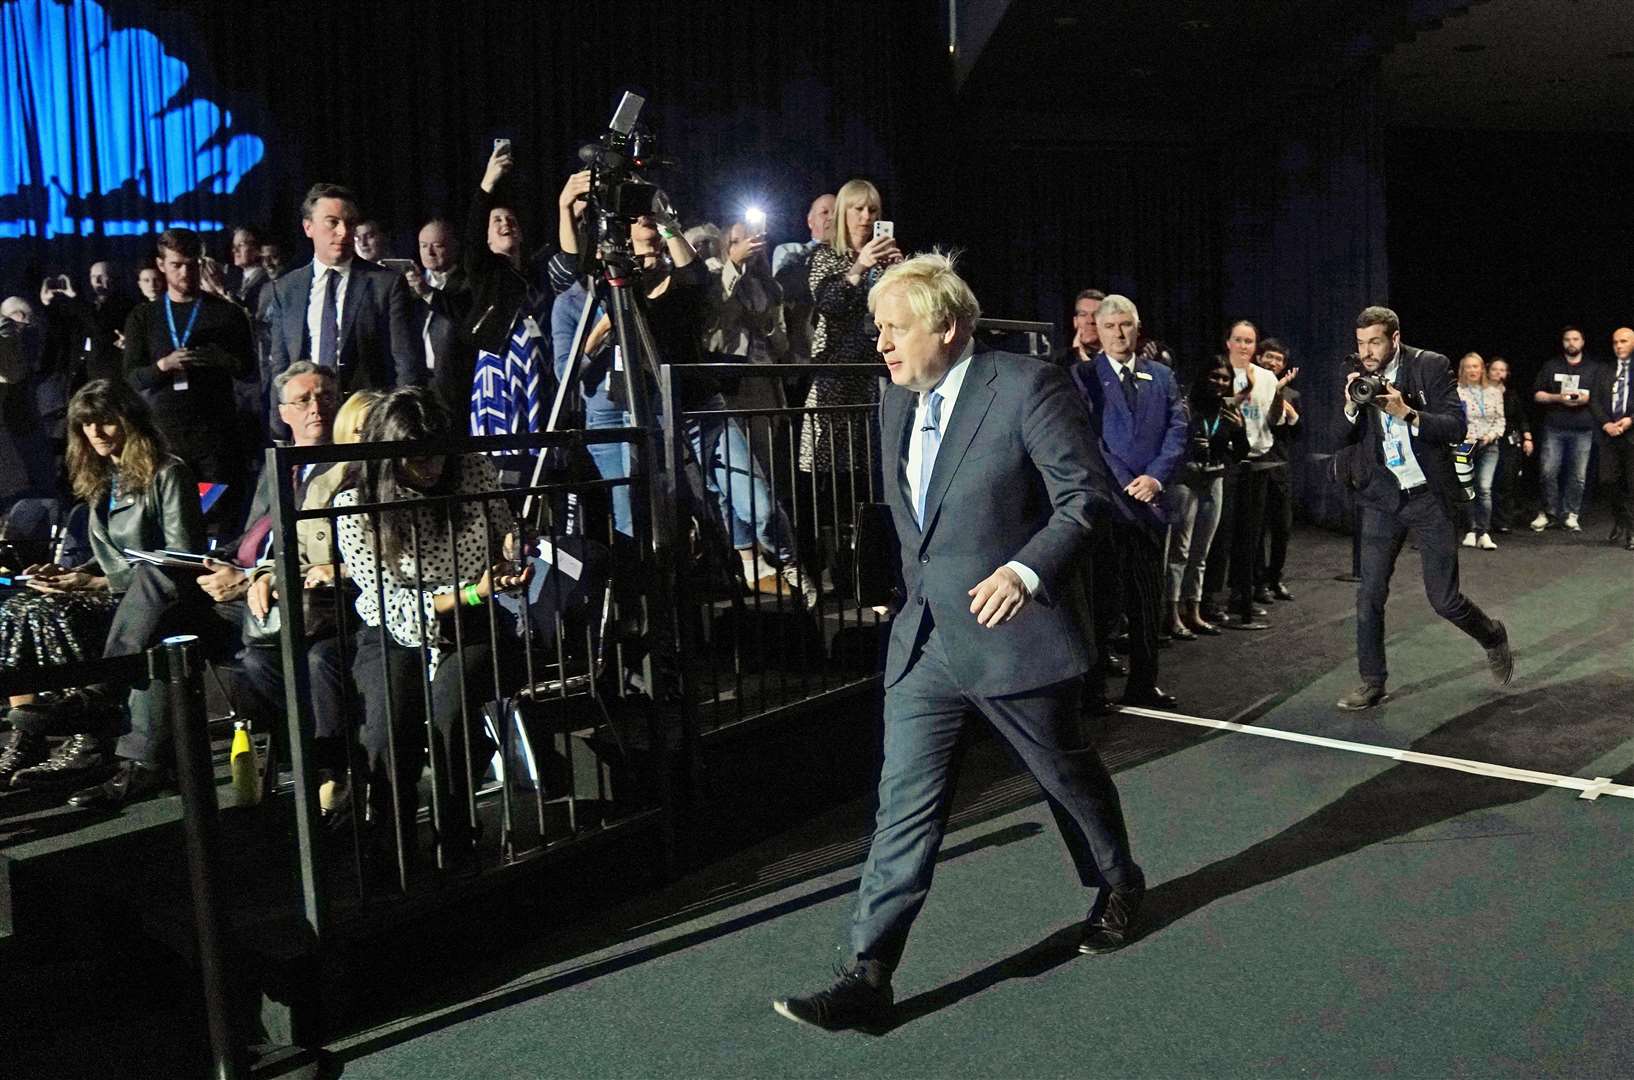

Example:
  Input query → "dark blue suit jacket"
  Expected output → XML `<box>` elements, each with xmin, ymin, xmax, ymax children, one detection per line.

<box><xmin>881</xmin><ymin>349</ymin><xmax>1113</xmax><ymax>697</ymax></box>
<box><xmin>265</xmin><ymin>258</ymin><xmax>420</xmax><ymax>395</ymax></box>
<box><xmin>1070</xmin><ymin>353</ymin><xmax>1187</xmax><ymax>530</ymax></box>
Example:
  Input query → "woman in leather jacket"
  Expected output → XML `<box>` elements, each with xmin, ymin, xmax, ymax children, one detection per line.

<box><xmin>0</xmin><ymin>379</ymin><xmax>204</xmax><ymax>786</ymax></box>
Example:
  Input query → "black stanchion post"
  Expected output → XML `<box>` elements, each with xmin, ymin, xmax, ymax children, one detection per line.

<box><xmin>160</xmin><ymin>633</ymin><xmax>242</xmax><ymax>1080</ymax></box>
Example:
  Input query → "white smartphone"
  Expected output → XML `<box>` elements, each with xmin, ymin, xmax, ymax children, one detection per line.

<box><xmin>873</xmin><ymin>220</ymin><xmax>895</xmax><ymax>241</ymax></box>
<box><xmin>493</xmin><ymin>137</ymin><xmax>511</xmax><ymax>157</ymax></box>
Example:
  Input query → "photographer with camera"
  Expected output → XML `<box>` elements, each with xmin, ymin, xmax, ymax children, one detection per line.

<box><xmin>1334</xmin><ymin>306</ymin><xmax>1512</xmax><ymax>711</ymax></box>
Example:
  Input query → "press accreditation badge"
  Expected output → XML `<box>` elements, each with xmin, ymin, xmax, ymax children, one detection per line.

<box><xmin>522</xmin><ymin>315</ymin><xmax>544</xmax><ymax>341</ymax></box>
<box><xmin>173</xmin><ymin>371</ymin><xmax>189</xmax><ymax>391</ymax></box>
<box><xmin>1383</xmin><ymin>435</ymin><xmax>1406</xmax><ymax>468</ymax></box>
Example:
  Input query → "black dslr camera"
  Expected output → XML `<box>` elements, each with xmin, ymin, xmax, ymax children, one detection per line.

<box><xmin>1346</xmin><ymin>354</ymin><xmax>1393</xmax><ymax>407</ymax></box>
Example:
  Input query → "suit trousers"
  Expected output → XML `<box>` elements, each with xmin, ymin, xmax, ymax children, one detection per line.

<box><xmin>1091</xmin><ymin>517</ymin><xmax>1163</xmax><ymax>692</ymax></box>
<box><xmin>850</xmin><ymin>622</ymin><xmax>1140</xmax><ymax>972</ymax></box>
<box><xmin>1598</xmin><ymin>432</ymin><xmax>1634</xmax><ymax>532</ymax></box>
<box><xmin>1356</xmin><ymin>489</ymin><xmax>1503</xmax><ymax>687</ymax></box>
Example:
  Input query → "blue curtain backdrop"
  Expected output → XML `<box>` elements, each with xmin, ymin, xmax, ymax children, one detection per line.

<box><xmin>0</xmin><ymin>0</ymin><xmax>264</xmax><ymax>239</ymax></box>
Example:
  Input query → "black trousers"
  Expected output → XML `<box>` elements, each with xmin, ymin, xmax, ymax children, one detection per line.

<box><xmin>1356</xmin><ymin>489</ymin><xmax>1504</xmax><ymax>687</ymax></box>
<box><xmin>1491</xmin><ymin>439</ymin><xmax>1524</xmax><ymax>531</ymax></box>
<box><xmin>1203</xmin><ymin>462</ymin><xmax>1270</xmax><ymax>612</ymax></box>
<box><xmin>351</xmin><ymin>613</ymin><xmax>521</xmax><ymax>844</ymax></box>
<box><xmin>1090</xmin><ymin>517</ymin><xmax>1163</xmax><ymax>693</ymax></box>
<box><xmin>1599</xmin><ymin>432</ymin><xmax>1634</xmax><ymax>533</ymax></box>
<box><xmin>109</xmin><ymin>565</ymin><xmax>242</xmax><ymax>765</ymax></box>
<box><xmin>1262</xmin><ymin>464</ymin><xmax>1293</xmax><ymax>584</ymax></box>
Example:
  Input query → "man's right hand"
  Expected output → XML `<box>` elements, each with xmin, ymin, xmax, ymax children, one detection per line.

<box><xmin>404</xmin><ymin>270</ymin><xmax>431</xmax><ymax>300</ymax></box>
<box><xmin>156</xmin><ymin>348</ymin><xmax>193</xmax><ymax>373</ymax></box>
<box><xmin>1606</xmin><ymin>421</ymin><xmax>1624</xmax><ymax>438</ymax></box>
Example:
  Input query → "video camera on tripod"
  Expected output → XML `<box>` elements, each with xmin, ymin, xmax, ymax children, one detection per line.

<box><xmin>575</xmin><ymin>92</ymin><xmax>674</xmax><ymax>277</ymax></box>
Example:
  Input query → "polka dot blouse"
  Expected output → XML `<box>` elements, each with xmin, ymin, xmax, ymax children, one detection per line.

<box><xmin>333</xmin><ymin>455</ymin><xmax>517</xmax><ymax>667</ymax></box>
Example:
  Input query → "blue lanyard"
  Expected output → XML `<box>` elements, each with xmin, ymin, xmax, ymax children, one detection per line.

<box><xmin>164</xmin><ymin>294</ymin><xmax>202</xmax><ymax>350</ymax></box>
<box><xmin>1203</xmin><ymin>414</ymin><xmax>1221</xmax><ymax>438</ymax></box>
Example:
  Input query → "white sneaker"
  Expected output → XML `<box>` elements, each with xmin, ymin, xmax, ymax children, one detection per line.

<box><xmin>1529</xmin><ymin>512</ymin><xmax>1550</xmax><ymax>532</ymax></box>
<box><xmin>1461</xmin><ymin>531</ymin><xmax>1477</xmax><ymax>548</ymax></box>
<box><xmin>1564</xmin><ymin>512</ymin><xmax>1581</xmax><ymax>532</ymax></box>
<box><xmin>778</xmin><ymin>564</ymin><xmax>821</xmax><ymax>609</ymax></box>
<box><xmin>1478</xmin><ymin>533</ymin><xmax>1498</xmax><ymax>550</ymax></box>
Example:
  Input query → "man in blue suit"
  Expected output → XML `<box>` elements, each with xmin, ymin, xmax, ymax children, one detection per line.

<box><xmin>773</xmin><ymin>253</ymin><xmax>1144</xmax><ymax>1032</ymax></box>
<box><xmin>1071</xmin><ymin>294</ymin><xmax>1188</xmax><ymax>708</ymax></box>
<box><xmin>264</xmin><ymin>183</ymin><xmax>420</xmax><ymax>407</ymax></box>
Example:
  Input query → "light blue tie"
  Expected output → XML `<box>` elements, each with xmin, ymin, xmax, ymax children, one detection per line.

<box><xmin>916</xmin><ymin>390</ymin><xmax>943</xmax><ymax>526</ymax></box>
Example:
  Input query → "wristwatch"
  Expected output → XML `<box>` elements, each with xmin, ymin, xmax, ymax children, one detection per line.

<box><xmin>1404</xmin><ymin>409</ymin><xmax>1419</xmax><ymax>427</ymax></box>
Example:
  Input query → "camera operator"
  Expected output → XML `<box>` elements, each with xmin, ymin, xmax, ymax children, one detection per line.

<box><xmin>1335</xmin><ymin>305</ymin><xmax>1512</xmax><ymax>710</ymax></box>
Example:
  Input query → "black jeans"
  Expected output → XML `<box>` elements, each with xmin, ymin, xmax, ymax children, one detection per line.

<box><xmin>1204</xmin><ymin>461</ymin><xmax>1271</xmax><ymax>612</ymax></box>
<box><xmin>351</xmin><ymin>612</ymin><xmax>521</xmax><ymax>845</ymax></box>
<box><xmin>1262</xmin><ymin>464</ymin><xmax>1293</xmax><ymax>584</ymax></box>
<box><xmin>1356</xmin><ymin>489</ymin><xmax>1504</xmax><ymax>687</ymax></box>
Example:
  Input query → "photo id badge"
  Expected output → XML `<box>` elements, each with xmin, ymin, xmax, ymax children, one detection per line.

<box><xmin>173</xmin><ymin>371</ymin><xmax>189</xmax><ymax>391</ymax></box>
<box><xmin>1383</xmin><ymin>434</ymin><xmax>1406</xmax><ymax>468</ymax></box>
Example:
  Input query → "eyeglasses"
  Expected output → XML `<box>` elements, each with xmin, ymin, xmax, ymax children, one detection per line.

<box><xmin>280</xmin><ymin>393</ymin><xmax>337</xmax><ymax>412</ymax></box>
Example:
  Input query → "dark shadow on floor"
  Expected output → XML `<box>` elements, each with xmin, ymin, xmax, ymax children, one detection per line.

<box><xmin>332</xmin><ymin>821</ymin><xmax>1045</xmax><ymax>1065</ymax></box>
<box><xmin>885</xmin><ymin>670</ymin><xmax>1633</xmax><ymax>1031</ymax></box>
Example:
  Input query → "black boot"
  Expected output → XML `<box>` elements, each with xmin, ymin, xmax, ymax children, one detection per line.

<box><xmin>11</xmin><ymin>733</ymin><xmax>113</xmax><ymax>790</ymax></box>
<box><xmin>0</xmin><ymin>727</ymin><xmax>49</xmax><ymax>789</ymax></box>
<box><xmin>68</xmin><ymin>758</ymin><xmax>171</xmax><ymax>810</ymax></box>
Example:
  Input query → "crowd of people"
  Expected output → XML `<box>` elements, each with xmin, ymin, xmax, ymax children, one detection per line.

<box><xmin>0</xmin><ymin>137</ymin><xmax>1629</xmax><ymax>847</ymax></box>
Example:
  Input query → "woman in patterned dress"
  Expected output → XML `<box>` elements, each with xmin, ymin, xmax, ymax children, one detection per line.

<box><xmin>797</xmin><ymin>180</ymin><xmax>901</xmax><ymax>584</ymax></box>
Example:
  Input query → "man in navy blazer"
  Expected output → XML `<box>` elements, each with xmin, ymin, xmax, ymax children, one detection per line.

<box><xmin>1071</xmin><ymin>294</ymin><xmax>1187</xmax><ymax>708</ymax></box>
<box><xmin>264</xmin><ymin>183</ymin><xmax>420</xmax><ymax>406</ymax></box>
<box><xmin>773</xmin><ymin>254</ymin><xmax>1144</xmax><ymax>1033</ymax></box>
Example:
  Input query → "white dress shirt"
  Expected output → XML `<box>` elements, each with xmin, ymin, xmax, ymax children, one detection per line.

<box><xmin>305</xmin><ymin>258</ymin><xmax>352</xmax><ymax>362</ymax></box>
<box><xmin>904</xmin><ymin>342</ymin><xmax>1040</xmax><ymax>596</ymax></box>
<box><xmin>421</xmin><ymin>268</ymin><xmax>449</xmax><ymax>371</ymax></box>
<box><xmin>1344</xmin><ymin>350</ymin><xmax>1428</xmax><ymax>489</ymax></box>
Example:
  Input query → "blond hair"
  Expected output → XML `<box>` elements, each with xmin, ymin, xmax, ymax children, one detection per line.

<box><xmin>830</xmin><ymin>178</ymin><xmax>882</xmax><ymax>259</ymax></box>
<box><xmin>333</xmin><ymin>389</ymin><xmax>383</xmax><ymax>445</ymax></box>
<box><xmin>868</xmin><ymin>250</ymin><xmax>981</xmax><ymax>333</ymax></box>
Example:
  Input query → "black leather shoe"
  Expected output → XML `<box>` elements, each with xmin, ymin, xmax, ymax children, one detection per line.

<box><xmin>1224</xmin><ymin>612</ymin><xmax>1271</xmax><ymax>631</ymax></box>
<box><xmin>10</xmin><ymin>733</ymin><xmax>112</xmax><ymax>790</ymax></box>
<box><xmin>68</xmin><ymin>759</ymin><xmax>170</xmax><ymax>810</ymax></box>
<box><xmin>773</xmin><ymin>963</ymin><xmax>894</xmax><ymax>1031</ymax></box>
<box><xmin>1271</xmin><ymin>582</ymin><xmax>1295</xmax><ymax>601</ymax></box>
<box><xmin>1249</xmin><ymin>603</ymin><xmax>1269</xmax><ymax>618</ymax></box>
<box><xmin>1121</xmin><ymin>685</ymin><xmax>1177</xmax><ymax>709</ymax></box>
<box><xmin>1254</xmin><ymin>587</ymin><xmax>1276</xmax><ymax>605</ymax></box>
<box><xmin>1083</xmin><ymin>694</ymin><xmax>1118</xmax><ymax>717</ymax></box>
<box><xmin>0</xmin><ymin>727</ymin><xmax>49</xmax><ymax>789</ymax></box>
<box><xmin>1486</xmin><ymin>621</ymin><xmax>1513</xmax><ymax>686</ymax></box>
<box><xmin>1079</xmin><ymin>879</ymin><xmax>1145</xmax><ymax>955</ymax></box>
<box><xmin>1099</xmin><ymin>654</ymin><xmax>1128</xmax><ymax>678</ymax></box>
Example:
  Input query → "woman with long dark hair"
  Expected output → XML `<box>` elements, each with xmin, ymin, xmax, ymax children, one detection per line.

<box><xmin>332</xmin><ymin>387</ymin><xmax>531</xmax><ymax>874</ymax></box>
<box><xmin>0</xmin><ymin>379</ymin><xmax>204</xmax><ymax>788</ymax></box>
<box><xmin>1163</xmin><ymin>357</ymin><xmax>1246</xmax><ymax>638</ymax></box>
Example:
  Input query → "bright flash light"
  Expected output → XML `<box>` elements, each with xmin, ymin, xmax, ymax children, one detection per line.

<box><xmin>745</xmin><ymin>206</ymin><xmax>767</xmax><ymax>229</ymax></box>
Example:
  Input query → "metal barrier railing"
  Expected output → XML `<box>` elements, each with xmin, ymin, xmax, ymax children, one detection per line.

<box><xmin>658</xmin><ymin>363</ymin><xmax>889</xmax><ymax>737</ymax></box>
<box><xmin>266</xmin><ymin>428</ymin><xmax>680</xmax><ymax>945</ymax></box>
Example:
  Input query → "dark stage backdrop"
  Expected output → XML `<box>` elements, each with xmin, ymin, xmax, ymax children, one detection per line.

<box><xmin>1</xmin><ymin>0</ymin><xmax>949</xmax><ymax>294</ymax></box>
<box><xmin>1386</xmin><ymin>127</ymin><xmax>1634</xmax><ymax>392</ymax></box>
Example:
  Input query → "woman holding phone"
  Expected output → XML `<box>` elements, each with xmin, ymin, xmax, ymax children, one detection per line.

<box><xmin>0</xmin><ymin>380</ymin><xmax>204</xmax><ymax>788</ymax></box>
<box><xmin>797</xmin><ymin>179</ymin><xmax>900</xmax><ymax>584</ymax></box>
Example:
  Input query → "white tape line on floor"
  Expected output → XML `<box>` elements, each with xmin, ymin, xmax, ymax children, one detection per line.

<box><xmin>1120</xmin><ymin>705</ymin><xmax>1634</xmax><ymax>802</ymax></box>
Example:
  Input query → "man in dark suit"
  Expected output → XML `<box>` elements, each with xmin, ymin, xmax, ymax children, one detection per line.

<box><xmin>1590</xmin><ymin>327</ymin><xmax>1634</xmax><ymax>549</ymax></box>
<box><xmin>264</xmin><ymin>183</ymin><xmax>420</xmax><ymax>406</ymax></box>
<box><xmin>1071</xmin><ymin>294</ymin><xmax>1187</xmax><ymax>708</ymax></box>
<box><xmin>1337</xmin><ymin>305</ymin><xmax>1512</xmax><ymax>711</ymax></box>
<box><xmin>405</xmin><ymin>217</ymin><xmax>475</xmax><ymax>415</ymax></box>
<box><xmin>773</xmin><ymin>254</ymin><xmax>1144</xmax><ymax>1032</ymax></box>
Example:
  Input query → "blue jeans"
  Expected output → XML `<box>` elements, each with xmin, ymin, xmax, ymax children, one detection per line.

<box><xmin>1539</xmin><ymin>427</ymin><xmax>1593</xmax><ymax>517</ymax></box>
<box><xmin>585</xmin><ymin>406</ymin><xmax>634</xmax><ymax>538</ymax></box>
<box><xmin>684</xmin><ymin>395</ymin><xmax>796</xmax><ymax>563</ymax></box>
<box><xmin>1469</xmin><ymin>441</ymin><xmax>1500</xmax><ymax>531</ymax></box>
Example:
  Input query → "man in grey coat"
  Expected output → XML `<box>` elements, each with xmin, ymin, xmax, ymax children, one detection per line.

<box><xmin>773</xmin><ymin>253</ymin><xmax>1145</xmax><ymax>1032</ymax></box>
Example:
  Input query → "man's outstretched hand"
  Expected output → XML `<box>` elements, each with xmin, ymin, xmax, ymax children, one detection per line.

<box><xmin>968</xmin><ymin>565</ymin><xmax>1028</xmax><ymax>628</ymax></box>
